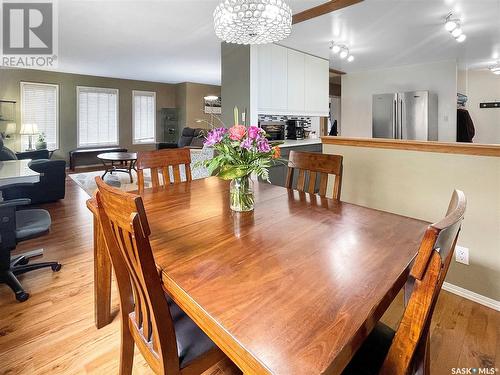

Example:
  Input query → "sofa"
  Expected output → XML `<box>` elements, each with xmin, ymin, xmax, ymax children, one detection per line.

<box><xmin>0</xmin><ymin>137</ymin><xmax>66</xmax><ymax>204</ymax></box>
<box><xmin>157</xmin><ymin>127</ymin><xmax>206</xmax><ymax>149</ymax></box>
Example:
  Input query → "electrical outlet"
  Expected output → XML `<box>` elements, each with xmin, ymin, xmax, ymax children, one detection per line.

<box><xmin>455</xmin><ymin>245</ymin><xmax>469</xmax><ymax>265</ymax></box>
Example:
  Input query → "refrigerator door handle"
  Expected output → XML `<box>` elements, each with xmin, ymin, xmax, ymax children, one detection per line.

<box><xmin>398</xmin><ymin>98</ymin><xmax>403</xmax><ymax>139</ymax></box>
<box><xmin>393</xmin><ymin>99</ymin><xmax>397</xmax><ymax>139</ymax></box>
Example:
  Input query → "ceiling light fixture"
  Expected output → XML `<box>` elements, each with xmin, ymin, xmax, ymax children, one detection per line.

<box><xmin>451</xmin><ymin>27</ymin><xmax>463</xmax><ymax>38</ymax></box>
<box><xmin>444</xmin><ymin>13</ymin><xmax>466</xmax><ymax>43</ymax></box>
<box><xmin>213</xmin><ymin>0</ymin><xmax>292</xmax><ymax>45</ymax></box>
<box><xmin>489</xmin><ymin>62</ymin><xmax>500</xmax><ymax>75</ymax></box>
<box><xmin>330</xmin><ymin>41</ymin><xmax>355</xmax><ymax>63</ymax></box>
<box><xmin>444</xmin><ymin>14</ymin><xmax>458</xmax><ymax>31</ymax></box>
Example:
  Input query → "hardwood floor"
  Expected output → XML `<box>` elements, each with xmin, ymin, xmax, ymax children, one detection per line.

<box><xmin>0</xmin><ymin>176</ymin><xmax>498</xmax><ymax>374</ymax></box>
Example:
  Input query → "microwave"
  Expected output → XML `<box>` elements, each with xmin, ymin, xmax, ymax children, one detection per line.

<box><xmin>260</xmin><ymin>122</ymin><xmax>285</xmax><ymax>141</ymax></box>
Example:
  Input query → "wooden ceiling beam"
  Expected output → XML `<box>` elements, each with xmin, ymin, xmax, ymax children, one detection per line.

<box><xmin>292</xmin><ymin>0</ymin><xmax>364</xmax><ymax>24</ymax></box>
<box><xmin>330</xmin><ymin>68</ymin><xmax>346</xmax><ymax>75</ymax></box>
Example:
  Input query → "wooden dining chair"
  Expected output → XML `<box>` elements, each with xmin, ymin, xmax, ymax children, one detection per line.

<box><xmin>285</xmin><ymin>150</ymin><xmax>343</xmax><ymax>200</ymax></box>
<box><xmin>94</xmin><ymin>177</ymin><xmax>226</xmax><ymax>375</ymax></box>
<box><xmin>136</xmin><ymin>148</ymin><xmax>192</xmax><ymax>194</ymax></box>
<box><xmin>342</xmin><ymin>190</ymin><xmax>466</xmax><ymax>375</ymax></box>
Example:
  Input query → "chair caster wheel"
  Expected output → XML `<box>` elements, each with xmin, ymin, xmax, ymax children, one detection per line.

<box><xmin>51</xmin><ymin>264</ymin><xmax>62</xmax><ymax>272</ymax></box>
<box><xmin>16</xmin><ymin>292</ymin><xmax>29</xmax><ymax>302</ymax></box>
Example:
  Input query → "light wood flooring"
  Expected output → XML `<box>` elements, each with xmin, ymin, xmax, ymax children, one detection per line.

<box><xmin>0</xmin><ymin>176</ymin><xmax>498</xmax><ymax>375</ymax></box>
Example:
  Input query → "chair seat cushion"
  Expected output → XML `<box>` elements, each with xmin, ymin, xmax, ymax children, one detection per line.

<box><xmin>166</xmin><ymin>296</ymin><xmax>215</xmax><ymax>368</ymax></box>
<box><xmin>342</xmin><ymin>322</ymin><xmax>395</xmax><ymax>375</ymax></box>
<box><xmin>15</xmin><ymin>209</ymin><xmax>51</xmax><ymax>241</ymax></box>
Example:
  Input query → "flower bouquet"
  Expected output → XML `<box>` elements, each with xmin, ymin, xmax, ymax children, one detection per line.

<box><xmin>202</xmin><ymin>115</ymin><xmax>281</xmax><ymax>212</ymax></box>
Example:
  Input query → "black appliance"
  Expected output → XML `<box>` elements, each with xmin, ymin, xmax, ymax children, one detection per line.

<box><xmin>286</xmin><ymin>119</ymin><xmax>305</xmax><ymax>140</ymax></box>
<box><xmin>260</xmin><ymin>121</ymin><xmax>285</xmax><ymax>141</ymax></box>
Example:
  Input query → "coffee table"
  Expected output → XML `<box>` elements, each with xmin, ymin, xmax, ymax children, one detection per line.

<box><xmin>97</xmin><ymin>152</ymin><xmax>137</xmax><ymax>183</ymax></box>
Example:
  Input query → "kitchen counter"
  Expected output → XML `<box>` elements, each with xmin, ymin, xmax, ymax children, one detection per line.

<box><xmin>278</xmin><ymin>138</ymin><xmax>322</xmax><ymax>148</ymax></box>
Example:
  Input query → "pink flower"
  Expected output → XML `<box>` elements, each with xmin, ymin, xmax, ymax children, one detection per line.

<box><xmin>247</xmin><ymin>126</ymin><xmax>262</xmax><ymax>140</ymax></box>
<box><xmin>229</xmin><ymin>125</ymin><xmax>246</xmax><ymax>141</ymax></box>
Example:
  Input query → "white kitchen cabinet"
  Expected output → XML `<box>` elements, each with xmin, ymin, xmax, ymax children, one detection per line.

<box><xmin>257</xmin><ymin>44</ymin><xmax>287</xmax><ymax>111</ymax></box>
<box><xmin>287</xmin><ymin>49</ymin><xmax>305</xmax><ymax>113</ymax></box>
<box><xmin>305</xmin><ymin>54</ymin><xmax>329</xmax><ymax>115</ymax></box>
<box><xmin>256</xmin><ymin>44</ymin><xmax>328</xmax><ymax>116</ymax></box>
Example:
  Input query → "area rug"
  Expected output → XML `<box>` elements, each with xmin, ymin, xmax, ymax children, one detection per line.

<box><xmin>70</xmin><ymin>149</ymin><xmax>213</xmax><ymax>196</ymax></box>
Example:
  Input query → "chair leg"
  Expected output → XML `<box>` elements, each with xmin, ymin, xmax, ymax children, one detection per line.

<box><xmin>0</xmin><ymin>270</ymin><xmax>29</xmax><ymax>302</ymax></box>
<box><xmin>120</xmin><ymin>317</ymin><xmax>134</xmax><ymax>375</ymax></box>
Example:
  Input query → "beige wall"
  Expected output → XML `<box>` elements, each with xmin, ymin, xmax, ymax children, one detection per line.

<box><xmin>323</xmin><ymin>143</ymin><xmax>500</xmax><ymax>301</ymax></box>
<box><xmin>0</xmin><ymin>68</ymin><xmax>176</xmax><ymax>161</ymax></box>
<box><xmin>341</xmin><ymin>60</ymin><xmax>458</xmax><ymax>141</ymax></box>
<box><xmin>175</xmin><ymin>82</ymin><xmax>221</xmax><ymax>130</ymax></box>
<box><xmin>458</xmin><ymin>69</ymin><xmax>500</xmax><ymax>144</ymax></box>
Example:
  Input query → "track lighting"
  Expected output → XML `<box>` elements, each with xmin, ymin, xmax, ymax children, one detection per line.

<box><xmin>339</xmin><ymin>47</ymin><xmax>348</xmax><ymax>59</ymax></box>
<box><xmin>330</xmin><ymin>42</ymin><xmax>355</xmax><ymax>62</ymax></box>
<box><xmin>444</xmin><ymin>13</ymin><xmax>466</xmax><ymax>43</ymax></box>
<box><xmin>489</xmin><ymin>62</ymin><xmax>500</xmax><ymax>75</ymax></box>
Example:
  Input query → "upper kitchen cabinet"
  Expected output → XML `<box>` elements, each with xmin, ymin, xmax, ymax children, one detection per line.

<box><xmin>257</xmin><ymin>44</ymin><xmax>287</xmax><ymax>112</ymax></box>
<box><xmin>287</xmin><ymin>49</ymin><xmax>305</xmax><ymax>113</ymax></box>
<box><xmin>304</xmin><ymin>54</ymin><xmax>329</xmax><ymax>115</ymax></box>
<box><xmin>255</xmin><ymin>44</ymin><xmax>329</xmax><ymax>116</ymax></box>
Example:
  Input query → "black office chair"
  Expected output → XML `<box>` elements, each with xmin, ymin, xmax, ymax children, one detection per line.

<box><xmin>0</xmin><ymin>197</ymin><xmax>61</xmax><ymax>302</ymax></box>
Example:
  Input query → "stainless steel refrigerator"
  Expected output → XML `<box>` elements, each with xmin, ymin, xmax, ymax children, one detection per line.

<box><xmin>372</xmin><ymin>91</ymin><xmax>438</xmax><ymax>141</ymax></box>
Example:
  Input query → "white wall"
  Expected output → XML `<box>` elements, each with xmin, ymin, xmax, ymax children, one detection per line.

<box><xmin>458</xmin><ymin>69</ymin><xmax>500</xmax><ymax>144</ymax></box>
<box><xmin>323</xmin><ymin>143</ymin><xmax>500</xmax><ymax>301</ymax></box>
<box><xmin>341</xmin><ymin>60</ymin><xmax>458</xmax><ymax>141</ymax></box>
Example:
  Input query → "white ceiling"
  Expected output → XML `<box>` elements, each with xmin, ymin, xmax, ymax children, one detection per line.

<box><xmin>57</xmin><ymin>0</ymin><xmax>325</xmax><ymax>85</ymax></box>
<box><xmin>51</xmin><ymin>0</ymin><xmax>500</xmax><ymax>83</ymax></box>
<box><xmin>281</xmin><ymin>0</ymin><xmax>500</xmax><ymax>73</ymax></box>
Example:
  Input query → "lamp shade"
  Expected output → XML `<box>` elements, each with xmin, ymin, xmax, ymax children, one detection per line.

<box><xmin>19</xmin><ymin>123</ymin><xmax>38</xmax><ymax>135</ymax></box>
<box><xmin>5</xmin><ymin>123</ymin><xmax>16</xmax><ymax>135</ymax></box>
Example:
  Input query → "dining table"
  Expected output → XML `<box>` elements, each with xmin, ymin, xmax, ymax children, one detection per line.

<box><xmin>87</xmin><ymin>177</ymin><xmax>428</xmax><ymax>375</ymax></box>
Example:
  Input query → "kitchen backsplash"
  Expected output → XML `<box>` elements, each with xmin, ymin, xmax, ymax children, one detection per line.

<box><xmin>258</xmin><ymin>114</ymin><xmax>312</xmax><ymax>127</ymax></box>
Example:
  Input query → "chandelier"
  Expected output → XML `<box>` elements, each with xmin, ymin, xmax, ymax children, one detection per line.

<box><xmin>214</xmin><ymin>0</ymin><xmax>292</xmax><ymax>45</ymax></box>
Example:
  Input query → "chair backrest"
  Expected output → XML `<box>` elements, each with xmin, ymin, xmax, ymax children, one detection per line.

<box><xmin>286</xmin><ymin>151</ymin><xmax>343</xmax><ymax>200</ymax></box>
<box><xmin>94</xmin><ymin>177</ymin><xmax>179</xmax><ymax>374</ymax></box>
<box><xmin>380</xmin><ymin>190</ymin><xmax>466</xmax><ymax>375</ymax></box>
<box><xmin>136</xmin><ymin>148</ymin><xmax>192</xmax><ymax>194</ymax></box>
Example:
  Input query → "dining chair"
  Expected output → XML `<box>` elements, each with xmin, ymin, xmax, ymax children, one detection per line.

<box><xmin>94</xmin><ymin>177</ymin><xmax>226</xmax><ymax>375</ymax></box>
<box><xmin>285</xmin><ymin>150</ymin><xmax>343</xmax><ymax>200</ymax></box>
<box><xmin>342</xmin><ymin>190</ymin><xmax>466</xmax><ymax>375</ymax></box>
<box><xmin>136</xmin><ymin>148</ymin><xmax>192</xmax><ymax>194</ymax></box>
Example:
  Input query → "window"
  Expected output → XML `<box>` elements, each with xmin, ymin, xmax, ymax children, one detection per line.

<box><xmin>133</xmin><ymin>90</ymin><xmax>156</xmax><ymax>144</ymax></box>
<box><xmin>20</xmin><ymin>82</ymin><xmax>59</xmax><ymax>150</ymax></box>
<box><xmin>77</xmin><ymin>86</ymin><xmax>118</xmax><ymax>147</ymax></box>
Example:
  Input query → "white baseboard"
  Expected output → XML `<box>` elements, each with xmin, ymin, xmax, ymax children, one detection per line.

<box><xmin>442</xmin><ymin>282</ymin><xmax>500</xmax><ymax>312</ymax></box>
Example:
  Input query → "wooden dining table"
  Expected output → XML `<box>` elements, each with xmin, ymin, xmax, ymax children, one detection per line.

<box><xmin>87</xmin><ymin>177</ymin><xmax>428</xmax><ymax>375</ymax></box>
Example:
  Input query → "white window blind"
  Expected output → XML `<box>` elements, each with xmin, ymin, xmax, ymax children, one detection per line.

<box><xmin>77</xmin><ymin>86</ymin><xmax>118</xmax><ymax>147</ymax></box>
<box><xmin>133</xmin><ymin>90</ymin><xmax>156</xmax><ymax>144</ymax></box>
<box><xmin>21</xmin><ymin>82</ymin><xmax>59</xmax><ymax>150</ymax></box>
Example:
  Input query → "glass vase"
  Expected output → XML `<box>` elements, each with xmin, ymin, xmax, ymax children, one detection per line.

<box><xmin>229</xmin><ymin>176</ymin><xmax>254</xmax><ymax>212</ymax></box>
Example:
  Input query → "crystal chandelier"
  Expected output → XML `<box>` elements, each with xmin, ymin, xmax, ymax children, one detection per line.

<box><xmin>214</xmin><ymin>0</ymin><xmax>292</xmax><ymax>45</ymax></box>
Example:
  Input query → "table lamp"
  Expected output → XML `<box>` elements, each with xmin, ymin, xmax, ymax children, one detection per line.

<box><xmin>2</xmin><ymin>123</ymin><xmax>16</xmax><ymax>139</ymax></box>
<box><xmin>19</xmin><ymin>123</ymin><xmax>39</xmax><ymax>151</ymax></box>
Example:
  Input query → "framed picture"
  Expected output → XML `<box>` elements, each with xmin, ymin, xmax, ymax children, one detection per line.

<box><xmin>204</xmin><ymin>96</ymin><xmax>221</xmax><ymax>114</ymax></box>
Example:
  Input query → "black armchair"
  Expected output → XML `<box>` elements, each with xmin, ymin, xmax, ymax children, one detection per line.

<box><xmin>157</xmin><ymin>127</ymin><xmax>206</xmax><ymax>149</ymax></box>
<box><xmin>0</xmin><ymin>197</ymin><xmax>61</xmax><ymax>302</ymax></box>
<box><xmin>0</xmin><ymin>137</ymin><xmax>65</xmax><ymax>204</ymax></box>
<box><xmin>16</xmin><ymin>149</ymin><xmax>50</xmax><ymax>160</ymax></box>
<box><xmin>1</xmin><ymin>159</ymin><xmax>66</xmax><ymax>204</ymax></box>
